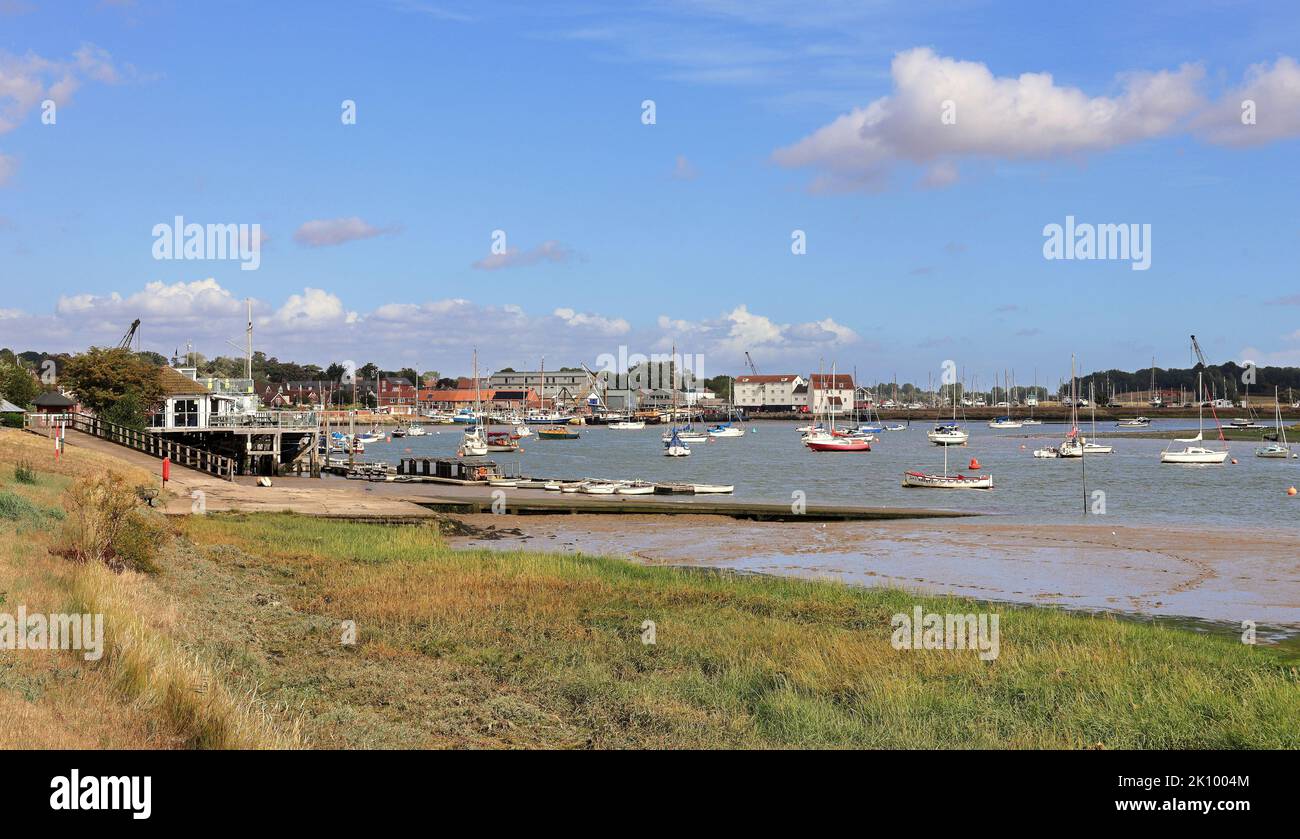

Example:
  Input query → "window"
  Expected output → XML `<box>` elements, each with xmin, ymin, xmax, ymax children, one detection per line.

<box><xmin>174</xmin><ymin>399</ymin><xmax>200</xmax><ymax>428</ymax></box>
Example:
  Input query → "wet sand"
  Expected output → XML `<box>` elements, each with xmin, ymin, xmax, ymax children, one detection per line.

<box><xmin>451</xmin><ymin>514</ymin><xmax>1300</xmax><ymax>628</ymax></box>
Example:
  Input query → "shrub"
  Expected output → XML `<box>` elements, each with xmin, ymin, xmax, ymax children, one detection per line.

<box><xmin>59</xmin><ymin>471</ymin><xmax>162</xmax><ymax>572</ymax></box>
<box><xmin>112</xmin><ymin>510</ymin><xmax>166</xmax><ymax>574</ymax></box>
<box><xmin>13</xmin><ymin>459</ymin><xmax>37</xmax><ymax>484</ymax></box>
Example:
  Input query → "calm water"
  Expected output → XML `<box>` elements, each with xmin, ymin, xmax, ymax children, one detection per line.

<box><xmin>355</xmin><ymin>419</ymin><xmax>1300</xmax><ymax>530</ymax></box>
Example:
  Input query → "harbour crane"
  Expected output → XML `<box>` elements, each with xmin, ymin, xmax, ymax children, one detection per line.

<box><xmin>117</xmin><ymin>318</ymin><xmax>140</xmax><ymax>350</ymax></box>
<box><xmin>744</xmin><ymin>351</ymin><xmax>759</xmax><ymax>377</ymax></box>
<box><xmin>1189</xmin><ymin>334</ymin><xmax>1223</xmax><ymax>403</ymax></box>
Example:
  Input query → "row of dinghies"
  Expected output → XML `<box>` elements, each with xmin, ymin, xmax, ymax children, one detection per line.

<box><xmin>487</xmin><ymin>478</ymin><xmax>734</xmax><ymax>495</ymax></box>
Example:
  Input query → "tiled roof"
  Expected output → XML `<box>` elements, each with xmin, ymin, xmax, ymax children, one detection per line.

<box><xmin>159</xmin><ymin>366</ymin><xmax>211</xmax><ymax>396</ymax></box>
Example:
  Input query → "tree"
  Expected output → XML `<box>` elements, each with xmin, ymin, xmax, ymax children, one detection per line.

<box><xmin>420</xmin><ymin>370</ymin><xmax>440</xmax><ymax>384</ymax></box>
<box><xmin>60</xmin><ymin>348</ymin><xmax>165</xmax><ymax>417</ymax></box>
<box><xmin>0</xmin><ymin>362</ymin><xmax>40</xmax><ymax>408</ymax></box>
<box><xmin>705</xmin><ymin>374</ymin><xmax>733</xmax><ymax>397</ymax></box>
<box><xmin>101</xmin><ymin>391</ymin><xmax>148</xmax><ymax>430</ymax></box>
<box><xmin>358</xmin><ymin>362</ymin><xmax>379</xmax><ymax>382</ymax></box>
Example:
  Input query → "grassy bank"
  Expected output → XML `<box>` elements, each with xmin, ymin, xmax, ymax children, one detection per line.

<box><xmin>2</xmin><ymin>427</ymin><xmax>1297</xmax><ymax>748</ymax></box>
<box><xmin>168</xmin><ymin>514</ymin><xmax>1297</xmax><ymax>748</ymax></box>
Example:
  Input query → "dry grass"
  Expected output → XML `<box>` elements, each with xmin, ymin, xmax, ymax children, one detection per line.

<box><xmin>0</xmin><ymin>427</ymin><xmax>295</xmax><ymax>749</ymax></box>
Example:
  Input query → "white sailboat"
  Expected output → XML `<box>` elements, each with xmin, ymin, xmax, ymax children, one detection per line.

<box><xmin>707</xmin><ymin>377</ymin><xmax>746</xmax><ymax>437</ymax></box>
<box><xmin>663</xmin><ymin>344</ymin><xmax>692</xmax><ymax>456</ymax></box>
<box><xmin>1058</xmin><ymin>357</ymin><xmax>1084</xmax><ymax>458</ymax></box>
<box><xmin>1256</xmin><ymin>387</ymin><xmax>1292</xmax><ymax>459</ymax></box>
<box><xmin>1021</xmin><ymin>371</ymin><xmax>1042</xmax><ymax>425</ymax></box>
<box><xmin>988</xmin><ymin>370</ymin><xmax>1022</xmax><ymax>428</ymax></box>
<box><xmin>928</xmin><ymin>377</ymin><xmax>969</xmax><ymax>445</ymax></box>
<box><xmin>460</xmin><ymin>349</ymin><xmax>489</xmax><ymax>457</ymax></box>
<box><xmin>1161</xmin><ymin>372</ymin><xmax>1229</xmax><ymax>464</ymax></box>
<box><xmin>1082</xmin><ymin>381</ymin><xmax>1112</xmax><ymax>454</ymax></box>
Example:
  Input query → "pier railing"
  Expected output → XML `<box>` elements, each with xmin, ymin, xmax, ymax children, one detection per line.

<box><xmin>206</xmin><ymin>410</ymin><xmax>318</xmax><ymax>430</ymax></box>
<box><xmin>28</xmin><ymin>412</ymin><xmax>236</xmax><ymax>481</ymax></box>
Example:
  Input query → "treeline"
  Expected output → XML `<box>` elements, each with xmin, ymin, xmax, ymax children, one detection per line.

<box><xmin>1</xmin><ymin>346</ymin><xmax>444</xmax><ymax>389</ymax></box>
<box><xmin>1080</xmin><ymin>362</ymin><xmax>1300</xmax><ymax>400</ymax></box>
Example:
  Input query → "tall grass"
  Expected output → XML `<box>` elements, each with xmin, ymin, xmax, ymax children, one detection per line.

<box><xmin>13</xmin><ymin>459</ymin><xmax>37</xmax><ymax>484</ymax></box>
<box><xmin>65</xmin><ymin>564</ymin><xmax>300</xmax><ymax>749</ymax></box>
<box><xmin>179</xmin><ymin>513</ymin><xmax>1300</xmax><ymax>749</ymax></box>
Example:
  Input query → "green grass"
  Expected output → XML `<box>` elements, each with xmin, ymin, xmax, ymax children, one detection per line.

<box><xmin>12</xmin><ymin>459</ymin><xmax>38</xmax><ymax>484</ymax></box>
<box><xmin>0</xmin><ymin>490</ymin><xmax>63</xmax><ymax>527</ymax></box>
<box><xmin>168</xmin><ymin>512</ymin><xmax>1300</xmax><ymax>749</ymax></box>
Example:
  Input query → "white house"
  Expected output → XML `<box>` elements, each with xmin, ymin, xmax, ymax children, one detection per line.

<box><xmin>734</xmin><ymin>375</ymin><xmax>807</xmax><ymax>412</ymax></box>
<box><xmin>809</xmin><ymin>373</ymin><xmax>855</xmax><ymax>416</ymax></box>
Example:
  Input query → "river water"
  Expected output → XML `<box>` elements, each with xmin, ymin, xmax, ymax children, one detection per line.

<box><xmin>349</xmin><ymin>418</ymin><xmax>1300</xmax><ymax>530</ymax></box>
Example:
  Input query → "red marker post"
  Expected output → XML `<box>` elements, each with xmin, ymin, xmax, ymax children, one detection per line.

<box><xmin>162</xmin><ymin>457</ymin><xmax>171</xmax><ymax>485</ymax></box>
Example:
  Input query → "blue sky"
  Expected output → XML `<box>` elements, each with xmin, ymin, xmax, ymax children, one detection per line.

<box><xmin>1</xmin><ymin>0</ymin><xmax>1298</xmax><ymax>385</ymax></box>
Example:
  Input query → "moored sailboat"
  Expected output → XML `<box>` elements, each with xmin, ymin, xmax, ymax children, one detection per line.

<box><xmin>1256</xmin><ymin>387</ymin><xmax>1292</xmax><ymax>458</ymax></box>
<box><xmin>1161</xmin><ymin>372</ymin><xmax>1229</xmax><ymax>464</ymax></box>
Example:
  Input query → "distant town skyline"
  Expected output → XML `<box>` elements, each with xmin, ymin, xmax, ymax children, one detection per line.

<box><xmin>2</xmin><ymin>1</ymin><xmax>1299</xmax><ymax>385</ymax></box>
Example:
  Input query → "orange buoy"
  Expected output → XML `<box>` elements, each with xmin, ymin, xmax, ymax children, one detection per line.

<box><xmin>1288</xmin><ymin>486</ymin><xmax>1297</xmax><ymax>496</ymax></box>
<box><xmin>1231</xmin><ymin>458</ymin><xmax>1238</xmax><ymax>464</ymax></box>
<box><xmin>969</xmin><ymin>457</ymin><xmax>981</xmax><ymax>470</ymax></box>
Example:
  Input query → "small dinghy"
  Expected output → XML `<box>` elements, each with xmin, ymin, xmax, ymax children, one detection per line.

<box><xmin>615</xmin><ymin>481</ymin><xmax>655</xmax><ymax>495</ymax></box>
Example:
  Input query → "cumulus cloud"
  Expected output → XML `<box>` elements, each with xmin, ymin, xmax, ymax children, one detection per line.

<box><xmin>0</xmin><ymin>279</ymin><xmax>859</xmax><ymax>376</ymax></box>
<box><xmin>1194</xmin><ymin>56</ymin><xmax>1300</xmax><ymax>146</ymax></box>
<box><xmin>472</xmin><ymin>240</ymin><xmax>573</xmax><ymax>271</ymax></box>
<box><xmin>292</xmin><ymin>217</ymin><xmax>396</xmax><ymax>247</ymax></box>
<box><xmin>553</xmin><ymin>307</ymin><xmax>630</xmax><ymax>336</ymax></box>
<box><xmin>655</xmin><ymin>304</ymin><xmax>858</xmax><ymax>360</ymax></box>
<box><xmin>773</xmin><ymin>47</ymin><xmax>1206</xmax><ymax>192</ymax></box>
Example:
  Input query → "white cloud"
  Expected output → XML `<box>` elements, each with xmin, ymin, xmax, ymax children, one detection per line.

<box><xmin>472</xmin><ymin>240</ymin><xmax>573</xmax><ymax>270</ymax></box>
<box><xmin>292</xmin><ymin>217</ymin><xmax>396</xmax><ymax>247</ymax></box>
<box><xmin>1194</xmin><ymin>56</ymin><xmax>1300</xmax><ymax>146</ymax></box>
<box><xmin>655</xmin><ymin>304</ymin><xmax>858</xmax><ymax>361</ymax></box>
<box><xmin>0</xmin><ymin>280</ymin><xmax>859</xmax><ymax>376</ymax></box>
<box><xmin>0</xmin><ymin>44</ymin><xmax>127</xmax><ymax>184</ymax></box>
<box><xmin>773</xmin><ymin>47</ymin><xmax>1205</xmax><ymax>191</ymax></box>
<box><xmin>553</xmin><ymin>307</ymin><xmax>630</xmax><ymax>336</ymax></box>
